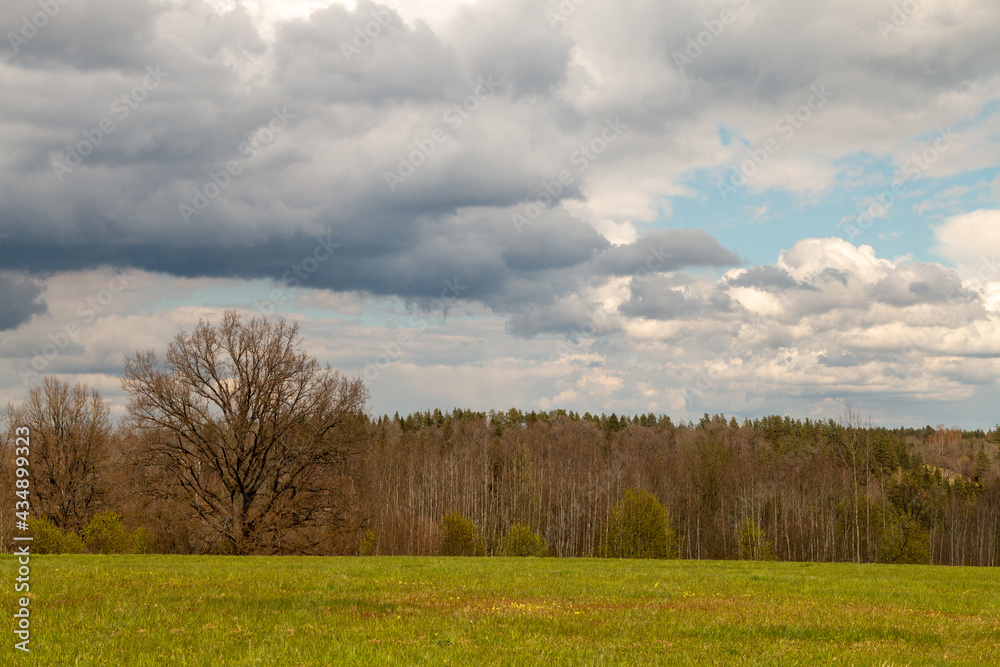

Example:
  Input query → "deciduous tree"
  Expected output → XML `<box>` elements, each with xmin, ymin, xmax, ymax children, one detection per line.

<box><xmin>122</xmin><ymin>310</ymin><xmax>369</xmax><ymax>554</ymax></box>
<box><xmin>5</xmin><ymin>377</ymin><xmax>111</xmax><ymax>531</ymax></box>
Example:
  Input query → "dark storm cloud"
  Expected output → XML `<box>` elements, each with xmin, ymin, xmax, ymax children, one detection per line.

<box><xmin>500</xmin><ymin>215</ymin><xmax>609</xmax><ymax>272</ymax></box>
<box><xmin>3</xmin><ymin>0</ymin><xmax>998</xmax><ymax>336</ymax></box>
<box><xmin>0</xmin><ymin>206</ymin><xmax>614</xmax><ymax>315</ymax></box>
<box><xmin>0</xmin><ymin>275</ymin><xmax>46</xmax><ymax>330</ymax></box>
<box><xmin>0</xmin><ymin>0</ymin><xmax>611</xmax><ymax>316</ymax></box>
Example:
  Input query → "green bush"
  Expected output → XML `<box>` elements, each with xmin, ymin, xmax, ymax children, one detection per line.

<box><xmin>602</xmin><ymin>489</ymin><xmax>678</xmax><ymax>559</ymax></box>
<box><xmin>499</xmin><ymin>523</ymin><xmax>547</xmax><ymax>557</ymax></box>
<box><xmin>359</xmin><ymin>530</ymin><xmax>377</xmax><ymax>556</ymax></box>
<box><xmin>439</xmin><ymin>512</ymin><xmax>484</xmax><ymax>556</ymax></box>
<box><xmin>82</xmin><ymin>511</ymin><xmax>145</xmax><ymax>554</ymax></box>
<box><xmin>737</xmin><ymin>517</ymin><xmax>776</xmax><ymax>561</ymax></box>
<box><xmin>132</xmin><ymin>527</ymin><xmax>154</xmax><ymax>555</ymax></box>
<box><xmin>879</xmin><ymin>510</ymin><xmax>930</xmax><ymax>564</ymax></box>
<box><xmin>29</xmin><ymin>517</ymin><xmax>84</xmax><ymax>554</ymax></box>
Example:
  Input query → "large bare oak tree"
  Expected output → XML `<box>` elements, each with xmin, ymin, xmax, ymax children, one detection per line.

<box><xmin>122</xmin><ymin>310</ymin><xmax>369</xmax><ymax>554</ymax></box>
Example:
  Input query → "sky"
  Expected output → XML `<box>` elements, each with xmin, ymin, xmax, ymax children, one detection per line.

<box><xmin>1</xmin><ymin>0</ymin><xmax>1000</xmax><ymax>428</ymax></box>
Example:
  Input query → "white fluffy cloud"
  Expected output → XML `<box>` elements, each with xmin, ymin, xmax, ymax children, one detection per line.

<box><xmin>934</xmin><ymin>210</ymin><xmax>1000</xmax><ymax>276</ymax></box>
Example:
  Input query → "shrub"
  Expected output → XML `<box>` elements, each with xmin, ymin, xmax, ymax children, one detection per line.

<box><xmin>132</xmin><ymin>527</ymin><xmax>154</xmax><ymax>555</ymax></box>
<box><xmin>737</xmin><ymin>517</ymin><xmax>776</xmax><ymax>561</ymax></box>
<box><xmin>29</xmin><ymin>517</ymin><xmax>84</xmax><ymax>554</ymax></box>
<box><xmin>82</xmin><ymin>511</ymin><xmax>139</xmax><ymax>554</ymax></box>
<box><xmin>439</xmin><ymin>512</ymin><xmax>484</xmax><ymax>556</ymax></box>
<box><xmin>602</xmin><ymin>488</ymin><xmax>678</xmax><ymax>559</ymax></box>
<box><xmin>359</xmin><ymin>530</ymin><xmax>377</xmax><ymax>556</ymax></box>
<box><xmin>499</xmin><ymin>523</ymin><xmax>547</xmax><ymax>557</ymax></box>
<box><xmin>878</xmin><ymin>510</ymin><xmax>930</xmax><ymax>564</ymax></box>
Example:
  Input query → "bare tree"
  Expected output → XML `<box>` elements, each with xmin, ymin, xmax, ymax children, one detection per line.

<box><xmin>122</xmin><ymin>310</ymin><xmax>369</xmax><ymax>554</ymax></box>
<box><xmin>4</xmin><ymin>377</ymin><xmax>111</xmax><ymax>531</ymax></box>
<box><xmin>838</xmin><ymin>405</ymin><xmax>875</xmax><ymax>562</ymax></box>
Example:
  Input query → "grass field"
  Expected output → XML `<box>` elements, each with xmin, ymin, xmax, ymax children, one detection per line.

<box><xmin>3</xmin><ymin>555</ymin><xmax>1000</xmax><ymax>665</ymax></box>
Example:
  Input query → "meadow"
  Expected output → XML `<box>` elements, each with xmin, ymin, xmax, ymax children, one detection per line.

<box><xmin>3</xmin><ymin>555</ymin><xmax>999</xmax><ymax>665</ymax></box>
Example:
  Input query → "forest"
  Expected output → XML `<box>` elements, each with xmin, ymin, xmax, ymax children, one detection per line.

<box><xmin>3</xmin><ymin>312</ymin><xmax>1000</xmax><ymax>566</ymax></box>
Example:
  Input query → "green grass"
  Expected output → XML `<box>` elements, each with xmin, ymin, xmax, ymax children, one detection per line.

<box><xmin>4</xmin><ymin>556</ymin><xmax>1000</xmax><ymax>665</ymax></box>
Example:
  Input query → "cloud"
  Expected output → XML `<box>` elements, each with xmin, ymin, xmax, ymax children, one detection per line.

<box><xmin>1</xmin><ymin>234</ymin><xmax>999</xmax><ymax>426</ymax></box>
<box><xmin>620</xmin><ymin>273</ymin><xmax>734</xmax><ymax>321</ymax></box>
<box><xmin>933</xmin><ymin>210</ymin><xmax>1000</xmax><ymax>277</ymax></box>
<box><xmin>0</xmin><ymin>0</ymin><xmax>166</xmax><ymax>70</ymax></box>
<box><xmin>2</xmin><ymin>0</ymin><xmax>998</xmax><ymax>310</ymax></box>
<box><xmin>592</xmin><ymin>229</ymin><xmax>741</xmax><ymax>276</ymax></box>
<box><xmin>0</xmin><ymin>274</ymin><xmax>46</xmax><ymax>330</ymax></box>
<box><xmin>724</xmin><ymin>265</ymin><xmax>810</xmax><ymax>292</ymax></box>
<box><xmin>3</xmin><ymin>0</ymin><xmax>1000</xmax><ymax>425</ymax></box>
<box><xmin>869</xmin><ymin>262</ymin><xmax>974</xmax><ymax>307</ymax></box>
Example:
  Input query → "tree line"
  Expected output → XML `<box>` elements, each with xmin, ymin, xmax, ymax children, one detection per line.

<box><xmin>3</xmin><ymin>311</ymin><xmax>1000</xmax><ymax>565</ymax></box>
